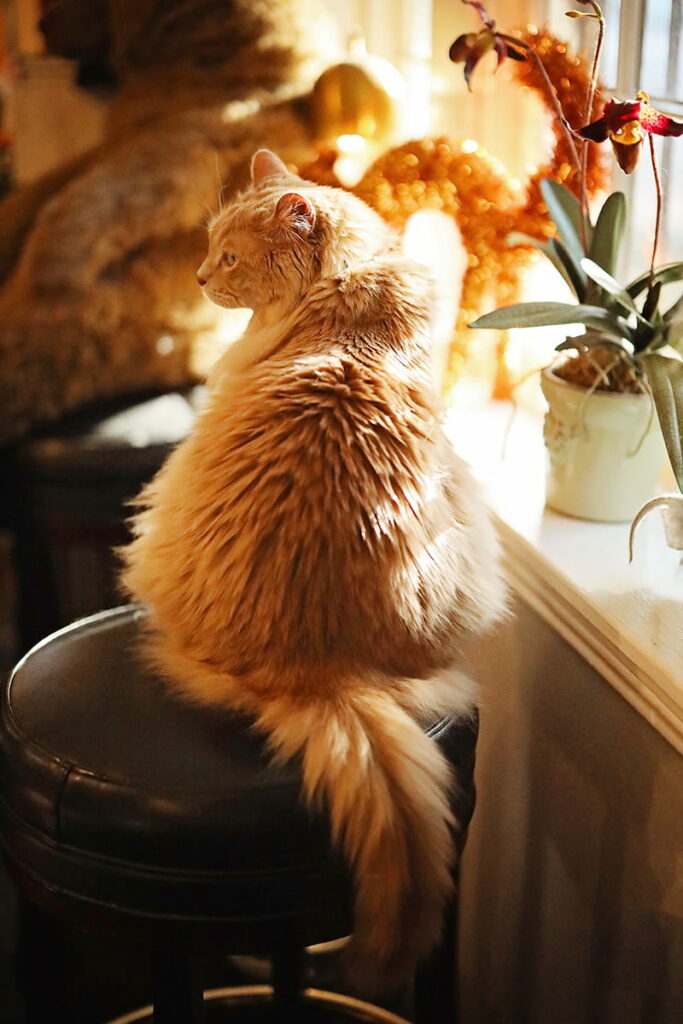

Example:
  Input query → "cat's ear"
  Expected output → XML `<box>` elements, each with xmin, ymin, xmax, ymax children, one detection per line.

<box><xmin>275</xmin><ymin>193</ymin><xmax>316</xmax><ymax>236</ymax></box>
<box><xmin>251</xmin><ymin>149</ymin><xmax>289</xmax><ymax>184</ymax></box>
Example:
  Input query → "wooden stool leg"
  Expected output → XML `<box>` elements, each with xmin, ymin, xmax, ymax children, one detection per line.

<box><xmin>414</xmin><ymin>894</ymin><xmax>459</xmax><ymax>1024</ymax></box>
<box><xmin>271</xmin><ymin>944</ymin><xmax>305</xmax><ymax>1021</ymax></box>
<box><xmin>151</xmin><ymin>946</ymin><xmax>204</xmax><ymax>1024</ymax></box>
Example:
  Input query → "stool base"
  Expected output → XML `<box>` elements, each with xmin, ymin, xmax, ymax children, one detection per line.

<box><xmin>108</xmin><ymin>986</ymin><xmax>409</xmax><ymax>1023</ymax></box>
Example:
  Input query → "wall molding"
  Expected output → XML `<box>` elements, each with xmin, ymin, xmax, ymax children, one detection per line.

<box><xmin>499</xmin><ymin>517</ymin><xmax>683</xmax><ymax>757</ymax></box>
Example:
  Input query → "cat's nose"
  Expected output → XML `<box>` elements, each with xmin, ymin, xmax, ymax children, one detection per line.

<box><xmin>196</xmin><ymin>260</ymin><xmax>210</xmax><ymax>286</ymax></box>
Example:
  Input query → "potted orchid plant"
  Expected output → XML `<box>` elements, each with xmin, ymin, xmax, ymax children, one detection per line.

<box><xmin>450</xmin><ymin>0</ymin><xmax>683</xmax><ymax>524</ymax></box>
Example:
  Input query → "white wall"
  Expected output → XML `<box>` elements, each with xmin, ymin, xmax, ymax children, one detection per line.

<box><xmin>460</xmin><ymin>598</ymin><xmax>683</xmax><ymax>1022</ymax></box>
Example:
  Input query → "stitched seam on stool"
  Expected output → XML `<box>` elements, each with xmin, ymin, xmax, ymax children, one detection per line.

<box><xmin>5</xmin><ymin>857</ymin><xmax>349</xmax><ymax>926</ymax></box>
<box><xmin>54</xmin><ymin>765</ymin><xmax>304</xmax><ymax>795</ymax></box>
<box><xmin>43</xmin><ymin>834</ymin><xmax>342</xmax><ymax>878</ymax></box>
<box><xmin>1</xmin><ymin>706</ymin><xmax>302</xmax><ymax>795</ymax></box>
<box><xmin>3</xmin><ymin>698</ymin><xmax>84</xmax><ymax>774</ymax></box>
<box><xmin>54</xmin><ymin>764</ymin><xmax>74</xmax><ymax>844</ymax></box>
<box><xmin>0</xmin><ymin>801</ymin><xmax>340</xmax><ymax>878</ymax></box>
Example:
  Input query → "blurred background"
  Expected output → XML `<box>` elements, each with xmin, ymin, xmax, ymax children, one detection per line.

<box><xmin>0</xmin><ymin>3</ymin><xmax>682</xmax><ymax>1022</ymax></box>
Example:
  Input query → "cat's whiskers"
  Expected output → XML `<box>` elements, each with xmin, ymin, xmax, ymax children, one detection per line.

<box><xmin>204</xmin><ymin>285</ymin><xmax>240</xmax><ymax>308</ymax></box>
<box><xmin>188</xmin><ymin>187</ymin><xmax>217</xmax><ymax>226</ymax></box>
<box><xmin>214</xmin><ymin>149</ymin><xmax>225</xmax><ymax>214</ymax></box>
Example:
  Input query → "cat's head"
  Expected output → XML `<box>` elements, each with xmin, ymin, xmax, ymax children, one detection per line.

<box><xmin>197</xmin><ymin>149</ymin><xmax>393</xmax><ymax>312</ymax></box>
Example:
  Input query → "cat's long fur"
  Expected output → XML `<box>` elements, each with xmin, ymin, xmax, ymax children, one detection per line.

<box><xmin>120</xmin><ymin>151</ymin><xmax>506</xmax><ymax>990</ymax></box>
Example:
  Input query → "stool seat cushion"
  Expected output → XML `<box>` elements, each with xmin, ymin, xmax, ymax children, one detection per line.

<box><xmin>0</xmin><ymin>606</ymin><xmax>476</xmax><ymax>942</ymax></box>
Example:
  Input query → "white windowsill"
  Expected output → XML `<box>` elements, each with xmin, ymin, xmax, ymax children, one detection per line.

<box><xmin>444</xmin><ymin>401</ymin><xmax>683</xmax><ymax>756</ymax></box>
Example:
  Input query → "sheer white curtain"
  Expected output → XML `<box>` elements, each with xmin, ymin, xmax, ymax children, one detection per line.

<box><xmin>324</xmin><ymin>0</ymin><xmax>434</xmax><ymax>139</ymax></box>
<box><xmin>329</xmin><ymin>0</ymin><xmax>552</xmax><ymax>177</ymax></box>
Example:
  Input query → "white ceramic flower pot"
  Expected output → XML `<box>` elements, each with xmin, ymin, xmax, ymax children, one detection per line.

<box><xmin>540</xmin><ymin>365</ymin><xmax>666</xmax><ymax>523</ymax></box>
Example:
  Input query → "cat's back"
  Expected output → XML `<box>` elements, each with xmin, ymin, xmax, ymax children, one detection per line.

<box><xmin>208</xmin><ymin>254</ymin><xmax>439</xmax><ymax>477</ymax></box>
<box><xmin>297</xmin><ymin>255</ymin><xmax>435</xmax><ymax>362</ymax></box>
<box><xmin>198</xmin><ymin>253</ymin><xmax>438</xmax><ymax>461</ymax></box>
<box><xmin>125</xmin><ymin>256</ymin><xmax>442</xmax><ymax>658</ymax></box>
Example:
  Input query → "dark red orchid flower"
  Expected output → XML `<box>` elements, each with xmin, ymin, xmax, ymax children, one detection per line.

<box><xmin>578</xmin><ymin>91</ymin><xmax>683</xmax><ymax>173</ymax></box>
<box><xmin>448</xmin><ymin>0</ymin><xmax>526</xmax><ymax>91</ymax></box>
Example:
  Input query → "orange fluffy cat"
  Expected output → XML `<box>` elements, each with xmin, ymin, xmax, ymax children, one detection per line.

<box><xmin>120</xmin><ymin>149</ymin><xmax>506</xmax><ymax>990</ymax></box>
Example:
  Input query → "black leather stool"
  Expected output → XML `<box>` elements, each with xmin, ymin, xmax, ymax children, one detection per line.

<box><xmin>0</xmin><ymin>606</ymin><xmax>478</xmax><ymax>1023</ymax></box>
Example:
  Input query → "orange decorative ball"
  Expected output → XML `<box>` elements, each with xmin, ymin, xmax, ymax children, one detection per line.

<box><xmin>301</xmin><ymin>29</ymin><xmax>610</xmax><ymax>399</ymax></box>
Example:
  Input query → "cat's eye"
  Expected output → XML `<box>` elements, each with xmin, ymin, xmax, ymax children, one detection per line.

<box><xmin>222</xmin><ymin>252</ymin><xmax>238</xmax><ymax>267</ymax></box>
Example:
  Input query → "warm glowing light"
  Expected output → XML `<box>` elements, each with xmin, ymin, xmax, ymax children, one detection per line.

<box><xmin>156</xmin><ymin>334</ymin><xmax>175</xmax><ymax>356</ymax></box>
<box><xmin>301</xmin><ymin>27</ymin><xmax>608</xmax><ymax>401</ymax></box>
<box><xmin>336</xmin><ymin>134</ymin><xmax>367</xmax><ymax>154</ymax></box>
<box><xmin>402</xmin><ymin>210</ymin><xmax>467</xmax><ymax>393</ymax></box>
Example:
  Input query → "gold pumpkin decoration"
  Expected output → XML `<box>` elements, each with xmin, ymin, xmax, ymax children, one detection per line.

<box><xmin>310</xmin><ymin>32</ymin><xmax>405</xmax><ymax>148</ymax></box>
<box><xmin>301</xmin><ymin>27</ymin><xmax>610</xmax><ymax>400</ymax></box>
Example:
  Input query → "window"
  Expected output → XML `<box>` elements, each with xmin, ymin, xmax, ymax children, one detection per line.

<box><xmin>548</xmin><ymin>0</ymin><xmax>683</xmax><ymax>274</ymax></box>
<box><xmin>343</xmin><ymin>0</ymin><xmax>683</xmax><ymax>266</ymax></box>
<box><xmin>326</xmin><ymin>0</ymin><xmax>682</xmax><ymax>395</ymax></box>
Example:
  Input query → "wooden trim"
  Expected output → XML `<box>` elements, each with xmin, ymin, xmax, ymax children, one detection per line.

<box><xmin>498</xmin><ymin>516</ymin><xmax>683</xmax><ymax>756</ymax></box>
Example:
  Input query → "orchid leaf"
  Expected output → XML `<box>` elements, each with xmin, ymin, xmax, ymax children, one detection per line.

<box><xmin>506</xmin><ymin>231</ymin><xmax>545</xmax><ymax>249</ymax></box>
<box><xmin>641</xmin><ymin>280</ymin><xmax>662</xmax><ymax>322</ymax></box>
<box><xmin>555</xmin><ymin>336</ymin><xmax>633</xmax><ymax>356</ymax></box>
<box><xmin>588</xmin><ymin>191</ymin><xmax>626</xmax><ymax>278</ymax></box>
<box><xmin>632</xmin><ymin>323</ymin><xmax>657</xmax><ymax>353</ymax></box>
<box><xmin>628</xmin><ymin>495</ymin><xmax>683</xmax><ymax>563</ymax></box>
<box><xmin>663</xmin><ymin>292</ymin><xmax>683</xmax><ymax>324</ymax></box>
<box><xmin>506</xmin><ymin>232</ymin><xmax>579</xmax><ymax>296</ymax></box>
<box><xmin>551</xmin><ymin>239</ymin><xmax>588</xmax><ymax>301</ymax></box>
<box><xmin>641</xmin><ymin>353</ymin><xmax>683</xmax><ymax>491</ymax></box>
<box><xmin>470</xmin><ymin>302</ymin><xmax>630</xmax><ymax>337</ymax></box>
<box><xmin>506</xmin><ymin>232</ymin><xmax>586</xmax><ymax>299</ymax></box>
<box><xmin>580</xmin><ymin>258</ymin><xmax>646</xmax><ymax>321</ymax></box>
<box><xmin>627</xmin><ymin>262</ymin><xmax>683</xmax><ymax>300</ymax></box>
<box><xmin>666</xmin><ymin>315</ymin><xmax>683</xmax><ymax>353</ymax></box>
<box><xmin>648</xmin><ymin>333</ymin><xmax>672</xmax><ymax>351</ymax></box>
<box><xmin>540</xmin><ymin>180</ymin><xmax>588</xmax><ymax>267</ymax></box>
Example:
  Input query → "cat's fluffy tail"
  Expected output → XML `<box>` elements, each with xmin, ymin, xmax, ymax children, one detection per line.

<box><xmin>256</xmin><ymin>684</ymin><xmax>456</xmax><ymax>993</ymax></box>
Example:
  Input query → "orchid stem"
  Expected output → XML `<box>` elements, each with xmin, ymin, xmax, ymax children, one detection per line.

<box><xmin>583</xmin><ymin>9</ymin><xmax>605</xmax><ymax>129</ymax></box>
<box><xmin>500</xmin><ymin>34</ymin><xmax>586</xmax><ymax>247</ymax></box>
<box><xmin>580</xmin><ymin>7</ymin><xmax>606</xmax><ymax>252</ymax></box>
<box><xmin>648</xmin><ymin>132</ymin><xmax>663</xmax><ymax>290</ymax></box>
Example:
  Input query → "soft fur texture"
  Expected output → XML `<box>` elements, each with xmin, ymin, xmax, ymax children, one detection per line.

<box><xmin>0</xmin><ymin>0</ymin><xmax>334</xmax><ymax>444</ymax></box>
<box><xmin>120</xmin><ymin>151</ymin><xmax>507</xmax><ymax>992</ymax></box>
